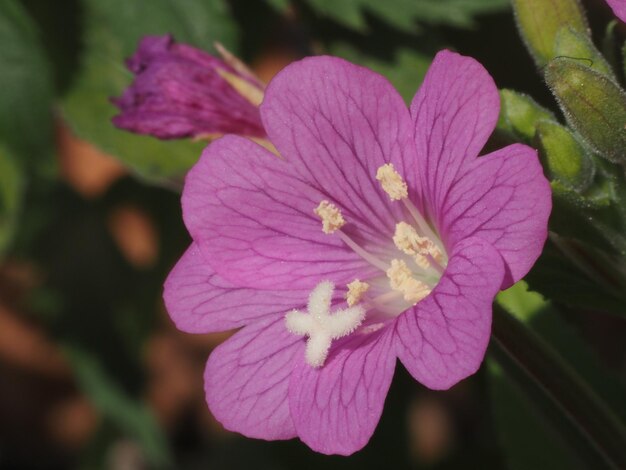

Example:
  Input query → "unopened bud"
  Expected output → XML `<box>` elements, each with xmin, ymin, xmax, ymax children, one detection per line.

<box><xmin>545</xmin><ymin>58</ymin><xmax>626</xmax><ymax>165</ymax></box>
<box><xmin>535</xmin><ymin>120</ymin><xmax>594</xmax><ymax>191</ymax></box>
<box><xmin>498</xmin><ymin>89</ymin><xmax>555</xmax><ymax>142</ymax></box>
<box><xmin>554</xmin><ymin>27</ymin><xmax>615</xmax><ymax>79</ymax></box>
<box><xmin>512</xmin><ymin>0</ymin><xmax>589</xmax><ymax>67</ymax></box>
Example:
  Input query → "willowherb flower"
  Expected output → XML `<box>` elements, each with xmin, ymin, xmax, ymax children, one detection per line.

<box><xmin>112</xmin><ymin>35</ymin><xmax>265</xmax><ymax>140</ymax></box>
<box><xmin>606</xmin><ymin>0</ymin><xmax>626</xmax><ymax>22</ymax></box>
<box><xmin>164</xmin><ymin>51</ymin><xmax>551</xmax><ymax>455</ymax></box>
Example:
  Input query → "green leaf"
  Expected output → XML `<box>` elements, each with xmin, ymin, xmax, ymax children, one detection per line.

<box><xmin>498</xmin><ymin>282</ymin><xmax>626</xmax><ymax>421</ymax></box>
<box><xmin>0</xmin><ymin>143</ymin><xmax>23</xmax><ymax>256</ymax></box>
<box><xmin>0</xmin><ymin>0</ymin><xmax>54</xmax><ymax>169</ymax></box>
<box><xmin>277</xmin><ymin>0</ymin><xmax>509</xmax><ymax>32</ymax></box>
<box><xmin>491</xmin><ymin>298</ymin><xmax>626</xmax><ymax>469</ymax></box>
<box><xmin>512</xmin><ymin>0</ymin><xmax>588</xmax><ymax>67</ymax></box>
<box><xmin>497</xmin><ymin>89</ymin><xmax>556</xmax><ymax>142</ymax></box>
<box><xmin>66</xmin><ymin>346</ymin><xmax>172</xmax><ymax>467</ymax></box>
<box><xmin>525</xmin><ymin>240</ymin><xmax>626</xmax><ymax>315</ymax></box>
<box><xmin>328</xmin><ymin>43</ymin><xmax>430</xmax><ymax>102</ymax></box>
<box><xmin>61</xmin><ymin>0</ymin><xmax>238</xmax><ymax>183</ymax></box>
<box><xmin>488</xmin><ymin>360</ymin><xmax>584</xmax><ymax>470</ymax></box>
<box><xmin>545</xmin><ymin>58</ymin><xmax>626</xmax><ymax>165</ymax></box>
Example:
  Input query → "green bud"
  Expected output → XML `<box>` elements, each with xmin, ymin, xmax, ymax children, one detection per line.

<box><xmin>498</xmin><ymin>89</ymin><xmax>555</xmax><ymax>142</ymax></box>
<box><xmin>602</xmin><ymin>20</ymin><xmax>619</xmax><ymax>71</ymax></box>
<box><xmin>554</xmin><ymin>27</ymin><xmax>615</xmax><ymax>80</ymax></box>
<box><xmin>512</xmin><ymin>0</ymin><xmax>589</xmax><ymax>67</ymax></box>
<box><xmin>545</xmin><ymin>58</ymin><xmax>626</xmax><ymax>165</ymax></box>
<box><xmin>622</xmin><ymin>40</ymin><xmax>626</xmax><ymax>85</ymax></box>
<box><xmin>536</xmin><ymin>120</ymin><xmax>594</xmax><ymax>190</ymax></box>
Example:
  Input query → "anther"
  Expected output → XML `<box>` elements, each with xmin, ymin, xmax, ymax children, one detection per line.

<box><xmin>346</xmin><ymin>279</ymin><xmax>370</xmax><ymax>306</ymax></box>
<box><xmin>376</xmin><ymin>163</ymin><xmax>408</xmax><ymax>201</ymax></box>
<box><xmin>386</xmin><ymin>259</ymin><xmax>431</xmax><ymax>304</ymax></box>
<box><xmin>393</xmin><ymin>222</ymin><xmax>445</xmax><ymax>268</ymax></box>
<box><xmin>314</xmin><ymin>200</ymin><xmax>345</xmax><ymax>234</ymax></box>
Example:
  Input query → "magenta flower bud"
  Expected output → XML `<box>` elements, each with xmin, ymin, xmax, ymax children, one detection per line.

<box><xmin>112</xmin><ymin>35</ymin><xmax>266</xmax><ymax>140</ymax></box>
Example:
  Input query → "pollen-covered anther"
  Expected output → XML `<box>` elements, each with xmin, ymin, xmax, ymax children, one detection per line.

<box><xmin>346</xmin><ymin>279</ymin><xmax>370</xmax><ymax>306</ymax></box>
<box><xmin>376</xmin><ymin>163</ymin><xmax>408</xmax><ymax>201</ymax></box>
<box><xmin>393</xmin><ymin>221</ymin><xmax>445</xmax><ymax>268</ymax></box>
<box><xmin>314</xmin><ymin>200</ymin><xmax>345</xmax><ymax>234</ymax></box>
<box><xmin>285</xmin><ymin>281</ymin><xmax>365</xmax><ymax>368</ymax></box>
<box><xmin>386</xmin><ymin>259</ymin><xmax>431</xmax><ymax>304</ymax></box>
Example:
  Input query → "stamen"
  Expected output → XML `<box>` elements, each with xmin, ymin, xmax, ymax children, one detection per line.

<box><xmin>285</xmin><ymin>281</ymin><xmax>365</xmax><ymax>368</ymax></box>
<box><xmin>376</xmin><ymin>163</ymin><xmax>408</xmax><ymax>201</ymax></box>
<box><xmin>314</xmin><ymin>200</ymin><xmax>345</xmax><ymax>234</ymax></box>
<box><xmin>400</xmin><ymin>199</ymin><xmax>446</xmax><ymax>258</ymax></box>
<box><xmin>393</xmin><ymin>222</ymin><xmax>431</xmax><ymax>269</ymax></box>
<box><xmin>346</xmin><ymin>279</ymin><xmax>370</xmax><ymax>306</ymax></box>
<box><xmin>314</xmin><ymin>201</ymin><xmax>389</xmax><ymax>272</ymax></box>
<box><xmin>386</xmin><ymin>259</ymin><xmax>431</xmax><ymax>304</ymax></box>
<box><xmin>393</xmin><ymin>222</ymin><xmax>445</xmax><ymax>269</ymax></box>
<box><xmin>215</xmin><ymin>68</ymin><xmax>264</xmax><ymax>107</ymax></box>
<box><xmin>336</xmin><ymin>231</ymin><xmax>389</xmax><ymax>271</ymax></box>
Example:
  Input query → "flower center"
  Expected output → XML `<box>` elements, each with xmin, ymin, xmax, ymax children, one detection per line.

<box><xmin>286</xmin><ymin>163</ymin><xmax>448</xmax><ymax>367</ymax></box>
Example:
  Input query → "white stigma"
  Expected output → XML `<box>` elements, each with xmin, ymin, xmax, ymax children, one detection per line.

<box><xmin>285</xmin><ymin>281</ymin><xmax>365</xmax><ymax>368</ymax></box>
<box><xmin>314</xmin><ymin>200</ymin><xmax>345</xmax><ymax>234</ymax></box>
<box><xmin>376</xmin><ymin>163</ymin><xmax>408</xmax><ymax>201</ymax></box>
<box><xmin>346</xmin><ymin>279</ymin><xmax>370</xmax><ymax>306</ymax></box>
<box><xmin>386</xmin><ymin>259</ymin><xmax>431</xmax><ymax>304</ymax></box>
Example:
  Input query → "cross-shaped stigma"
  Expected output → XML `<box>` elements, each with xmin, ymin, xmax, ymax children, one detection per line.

<box><xmin>285</xmin><ymin>281</ymin><xmax>366</xmax><ymax>367</ymax></box>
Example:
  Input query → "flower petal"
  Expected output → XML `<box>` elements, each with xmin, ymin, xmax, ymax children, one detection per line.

<box><xmin>261</xmin><ymin>56</ymin><xmax>418</xmax><ymax>236</ymax></box>
<box><xmin>289</xmin><ymin>327</ymin><xmax>396</xmax><ymax>455</ymax></box>
<box><xmin>205</xmin><ymin>316</ymin><xmax>303</xmax><ymax>440</ymax></box>
<box><xmin>183</xmin><ymin>135</ymin><xmax>376</xmax><ymax>290</ymax></box>
<box><xmin>410</xmin><ymin>50</ymin><xmax>500</xmax><ymax>215</ymax></box>
<box><xmin>163</xmin><ymin>243</ymin><xmax>307</xmax><ymax>333</ymax></box>
<box><xmin>394</xmin><ymin>237</ymin><xmax>504</xmax><ymax>390</ymax></box>
<box><xmin>606</xmin><ymin>0</ymin><xmax>626</xmax><ymax>23</ymax></box>
<box><xmin>440</xmin><ymin>144</ymin><xmax>551</xmax><ymax>288</ymax></box>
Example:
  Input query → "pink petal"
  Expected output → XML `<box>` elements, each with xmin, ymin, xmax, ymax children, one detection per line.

<box><xmin>163</xmin><ymin>243</ymin><xmax>307</xmax><ymax>333</ymax></box>
<box><xmin>261</xmin><ymin>56</ymin><xmax>419</xmax><ymax>236</ymax></box>
<box><xmin>289</xmin><ymin>327</ymin><xmax>396</xmax><ymax>455</ymax></box>
<box><xmin>205</xmin><ymin>316</ymin><xmax>303</xmax><ymax>440</ymax></box>
<box><xmin>410</xmin><ymin>50</ymin><xmax>500</xmax><ymax>216</ymax></box>
<box><xmin>182</xmin><ymin>135</ymin><xmax>375</xmax><ymax>290</ymax></box>
<box><xmin>606</xmin><ymin>0</ymin><xmax>626</xmax><ymax>22</ymax></box>
<box><xmin>394</xmin><ymin>237</ymin><xmax>504</xmax><ymax>390</ymax></box>
<box><xmin>440</xmin><ymin>144</ymin><xmax>551</xmax><ymax>288</ymax></box>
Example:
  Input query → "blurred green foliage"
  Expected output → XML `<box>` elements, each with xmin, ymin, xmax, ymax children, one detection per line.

<box><xmin>269</xmin><ymin>0</ymin><xmax>509</xmax><ymax>31</ymax></box>
<box><xmin>0</xmin><ymin>0</ymin><xmax>54</xmax><ymax>171</ymax></box>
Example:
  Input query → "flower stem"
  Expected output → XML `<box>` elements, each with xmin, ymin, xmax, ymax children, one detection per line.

<box><xmin>491</xmin><ymin>305</ymin><xmax>626</xmax><ymax>470</ymax></box>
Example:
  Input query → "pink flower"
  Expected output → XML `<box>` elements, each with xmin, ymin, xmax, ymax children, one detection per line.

<box><xmin>606</xmin><ymin>0</ymin><xmax>626</xmax><ymax>22</ymax></box>
<box><xmin>164</xmin><ymin>51</ymin><xmax>551</xmax><ymax>455</ymax></box>
<box><xmin>112</xmin><ymin>35</ymin><xmax>265</xmax><ymax>140</ymax></box>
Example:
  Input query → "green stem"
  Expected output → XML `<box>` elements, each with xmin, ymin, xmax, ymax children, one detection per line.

<box><xmin>491</xmin><ymin>305</ymin><xmax>626</xmax><ymax>469</ymax></box>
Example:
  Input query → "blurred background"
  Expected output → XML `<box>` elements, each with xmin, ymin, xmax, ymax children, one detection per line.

<box><xmin>0</xmin><ymin>0</ymin><xmax>623</xmax><ymax>468</ymax></box>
